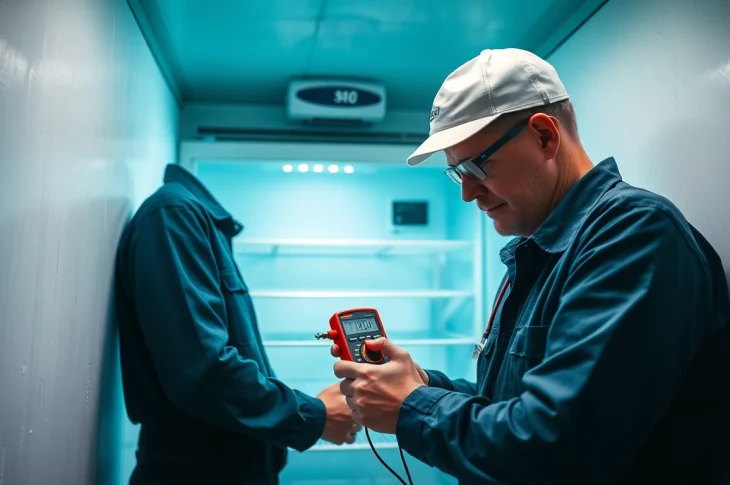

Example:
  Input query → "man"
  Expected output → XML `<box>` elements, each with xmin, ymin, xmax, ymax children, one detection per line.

<box><xmin>115</xmin><ymin>164</ymin><xmax>359</xmax><ymax>484</ymax></box>
<box><xmin>332</xmin><ymin>48</ymin><xmax>730</xmax><ymax>484</ymax></box>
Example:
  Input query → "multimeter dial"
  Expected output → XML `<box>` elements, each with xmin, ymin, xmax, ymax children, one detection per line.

<box><xmin>362</xmin><ymin>342</ymin><xmax>384</xmax><ymax>363</ymax></box>
<box><xmin>348</xmin><ymin>336</ymin><xmax>387</xmax><ymax>364</ymax></box>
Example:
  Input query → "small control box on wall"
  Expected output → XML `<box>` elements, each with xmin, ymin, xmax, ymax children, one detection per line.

<box><xmin>392</xmin><ymin>201</ymin><xmax>428</xmax><ymax>226</ymax></box>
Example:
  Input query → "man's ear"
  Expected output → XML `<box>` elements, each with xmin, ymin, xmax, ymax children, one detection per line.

<box><xmin>529</xmin><ymin>113</ymin><xmax>560</xmax><ymax>159</ymax></box>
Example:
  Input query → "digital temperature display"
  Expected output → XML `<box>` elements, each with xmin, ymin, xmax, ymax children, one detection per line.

<box><xmin>342</xmin><ymin>317</ymin><xmax>379</xmax><ymax>335</ymax></box>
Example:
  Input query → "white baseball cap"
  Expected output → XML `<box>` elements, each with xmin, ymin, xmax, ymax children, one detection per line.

<box><xmin>406</xmin><ymin>48</ymin><xmax>569</xmax><ymax>166</ymax></box>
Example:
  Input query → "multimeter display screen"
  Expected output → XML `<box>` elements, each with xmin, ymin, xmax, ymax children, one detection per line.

<box><xmin>342</xmin><ymin>317</ymin><xmax>379</xmax><ymax>335</ymax></box>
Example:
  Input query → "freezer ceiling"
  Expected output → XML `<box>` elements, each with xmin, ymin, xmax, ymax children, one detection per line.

<box><xmin>130</xmin><ymin>0</ymin><xmax>607</xmax><ymax>109</ymax></box>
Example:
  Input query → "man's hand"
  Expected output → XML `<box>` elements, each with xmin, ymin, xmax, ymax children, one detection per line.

<box><xmin>317</xmin><ymin>382</ymin><xmax>362</xmax><ymax>445</ymax></box>
<box><xmin>330</xmin><ymin>341</ymin><xmax>430</xmax><ymax>385</ymax></box>
<box><xmin>333</xmin><ymin>338</ymin><xmax>426</xmax><ymax>434</ymax></box>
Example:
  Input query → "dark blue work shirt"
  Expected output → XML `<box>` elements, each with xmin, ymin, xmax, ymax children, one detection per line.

<box><xmin>115</xmin><ymin>165</ymin><xmax>326</xmax><ymax>484</ymax></box>
<box><xmin>396</xmin><ymin>158</ymin><xmax>730</xmax><ymax>484</ymax></box>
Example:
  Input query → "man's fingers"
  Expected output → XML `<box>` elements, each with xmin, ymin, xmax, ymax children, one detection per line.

<box><xmin>339</xmin><ymin>378</ymin><xmax>355</xmax><ymax>397</ymax></box>
<box><xmin>330</xmin><ymin>344</ymin><xmax>340</xmax><ymax>358</ymax></box>
<box><xmin>333</xmin><ymin>360</ymin><xmax>360</xmax><ymax>379</ymax></box>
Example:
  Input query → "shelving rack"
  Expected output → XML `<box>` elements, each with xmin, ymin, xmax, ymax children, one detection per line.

<box><xmin>185</xmin><ymin>141</ymin><xmax>486</xmax><ymax>459</ymax></box>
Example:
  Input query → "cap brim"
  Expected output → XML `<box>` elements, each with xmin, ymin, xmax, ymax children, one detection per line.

<box><xmin>406</xmin><ymin>114</ymin><xmax>501</xmax><ymax>166</ymax></box>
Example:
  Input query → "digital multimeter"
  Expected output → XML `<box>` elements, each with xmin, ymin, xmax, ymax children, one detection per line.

<box><xmin>314</xmin><ymin>308</ymin><xmax>389</xmax><ymax>365</ymax></box>
<box><xmin>315</xmin><ymin>308</ymin><xmax>413</xmax><ymax>485</ymax></box>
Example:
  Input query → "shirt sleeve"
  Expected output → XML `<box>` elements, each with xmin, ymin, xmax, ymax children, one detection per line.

<box><xmin>395</xmin><ymin>204</ymin><xmax>715</xmax><ymax>484</ymax></box>
<box><xmin>424</xmin><ymin>370</ymin><xmax>477</xmax><ymax>396</ymax></box>
<box><xmin>126</xmin><ymin>204</ymin><xmax>326</xmax><ymax>451</ymax></box>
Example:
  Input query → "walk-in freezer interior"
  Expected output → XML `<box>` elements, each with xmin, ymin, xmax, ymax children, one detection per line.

<box><xmin>1</xmin><ymin>0</ymin><xmax>729</xmax><ymax>484</ymax></box>
<box><xmin>194</xmin><ymin>151</ymin><xmax>485</xmax><ymax>484</ymax></box>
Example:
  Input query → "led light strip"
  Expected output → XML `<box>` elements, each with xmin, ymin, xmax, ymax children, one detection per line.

<box><xmin>282</xmin><ymin>163</ymin><xmax>354</xmax><ymax>174</ymax></box>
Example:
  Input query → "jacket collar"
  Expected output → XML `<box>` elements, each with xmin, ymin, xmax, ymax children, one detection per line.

<box><xmin>163</xmin><ymin>164</ymin><xmax>243</xmax><ymax>236</ymax></box>
<box><xmin>501</xmin><ymin>157</ymin><xmax>622</xmax><ymax>260</ymax></box>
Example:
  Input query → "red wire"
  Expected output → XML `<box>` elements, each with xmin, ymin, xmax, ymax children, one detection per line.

<box><xmin>484</xmin><ymin>279</ymin><xmax>510</xmax><ymax>338</ymax></box>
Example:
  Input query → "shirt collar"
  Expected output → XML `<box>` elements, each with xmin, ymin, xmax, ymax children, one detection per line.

<box><xmin>163</xmin><ymin>164</ymin><xmax>243</xmax><ymax>236</ymax></box>
<box><xmin>501</xmin><ymin>157</ymin><xmax>622</xmax><ymax>260</ymax></box>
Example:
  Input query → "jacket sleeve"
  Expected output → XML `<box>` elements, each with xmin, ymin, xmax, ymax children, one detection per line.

<box><xmin>126</xmin><ymin>204</ymin><xmax>326</xmax><ymax>451</ymax></box>
<box><xmin>424</xmin><ymin>370</ymin><xmax>477</xmax><ymax>396</ymax></box>
<box><xmin>395</xmin><ymin>205</ymin><xmax>714</xmax><ymax>484</ymax></box>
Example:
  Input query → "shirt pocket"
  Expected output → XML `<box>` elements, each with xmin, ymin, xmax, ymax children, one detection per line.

<box><xmin>220</xmin><ymin>268</ymin><xmax>249</xmax><ymax>294</ymax></box>
<box><xmin>509</xmin><ymin>326</ymin><xmax>549</xmax><ymax>359</ymax></box>
<box><xmin>504</xmin><ymin>325</ymin><xmax>550</xmax><ymax>395</ymax></box>
<box><xmin>218</xmin><ymin>269</ymin><xmax>258</xmax><ymax>349</ymax></box>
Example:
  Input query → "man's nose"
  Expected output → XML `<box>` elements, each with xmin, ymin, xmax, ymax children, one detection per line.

<box><xmin>461</xmin><ymin>177</ymin><xmax>484</xmax><ymax>202</ymax></box>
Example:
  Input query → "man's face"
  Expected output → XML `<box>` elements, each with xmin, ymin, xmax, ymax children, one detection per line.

<box><xmin>444</xmin><ymin>114</ymin><xmax>560</xmax><ymax>237</ymax></box>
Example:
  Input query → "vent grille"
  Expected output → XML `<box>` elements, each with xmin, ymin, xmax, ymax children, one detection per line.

<box><xmin>196</xmin><ymin>126</ymin><xmax>428</xmax><ymax>146</ymax></box>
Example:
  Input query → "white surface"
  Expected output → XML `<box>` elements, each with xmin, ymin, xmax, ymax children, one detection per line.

<box><xmin>0</xmin><ymin>1</ymin><xmax>179</xmax><ymax>484</ymax></box>
<box><xmin>250</xmin><ymin>289</ymin><xmax>473</xmax><ymax>298</ymax></box>
<box><xmin>549</xmin><ymin>0</ymin><xmax>730</xmax><ymax>272</ymax></box>
<box><xmin>234</xmin><ymin>237</ymin><xmax>473</xmax><ymax>256</ymax></box>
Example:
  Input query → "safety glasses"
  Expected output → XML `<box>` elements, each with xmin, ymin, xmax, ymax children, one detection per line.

<box><xmin>444</xmin><ymin>118</ymin><xmax>530</xmax><ymax>185</ymax></box>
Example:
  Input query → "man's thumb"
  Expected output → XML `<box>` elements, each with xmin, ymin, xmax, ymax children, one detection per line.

<box><xmin>365</xmin><ymin>337</ymin><xmax>401</xmax><ymax>358</ymax></box>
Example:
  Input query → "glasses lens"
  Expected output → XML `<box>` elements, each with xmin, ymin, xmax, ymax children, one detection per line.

<box><xmin>460</xmin><ymin>161</ymin><xmax>486</xmax><ymax>181</ymax></box>
<box><xmin>444</xmin><ymin>168</ymin><xmax>462</xmax><ymax>184</ymax></box>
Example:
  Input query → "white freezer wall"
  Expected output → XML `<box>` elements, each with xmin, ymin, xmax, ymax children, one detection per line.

<box><xmin>0</xmin><ymin>1</ymin><xmax>179</xmax><ymax>484</ymax></box>
<box><xmin>549</xmin><ymin>0</ymin><xmax>730</xmax><ymax>269</ymax></box>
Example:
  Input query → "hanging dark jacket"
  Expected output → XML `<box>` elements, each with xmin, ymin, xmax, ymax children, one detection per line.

<box><xmin>115</xmin><ymin>164</ymin><xmax>326</xmax><ymax>484</ymax></box>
